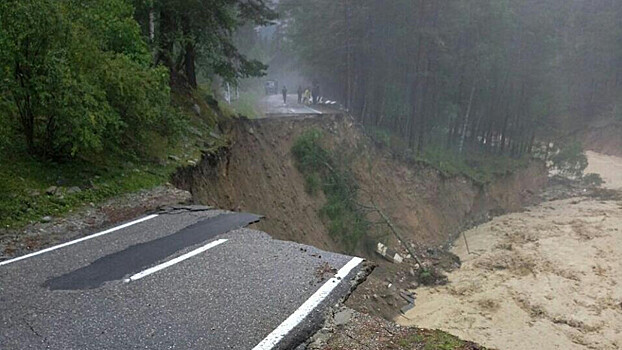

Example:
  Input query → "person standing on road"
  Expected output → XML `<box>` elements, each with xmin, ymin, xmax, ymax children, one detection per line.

<box><xmin>297</xmin><ymin>85</ymin><xmax>303</xmax><ymax>104</ymax></box>
<box><xmin>282</xmin><ymin>85</ymin><xmax>288</xmax><ymax>104</ymax></box>
<box><xmin>312</xmin><ymin>83</ymin><xmax>320</xmax><ymax>104</ymax></box>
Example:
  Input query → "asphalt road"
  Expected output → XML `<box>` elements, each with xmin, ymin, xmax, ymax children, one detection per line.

<box><xmin>261</xmin><ymin>94</ymin><xmax>341</xmax><ymax>117</ymax></box>
<box><xmin>0</xmin><ymin>207</ymin><xmax>363</xmax><ymax>349</ymax></box>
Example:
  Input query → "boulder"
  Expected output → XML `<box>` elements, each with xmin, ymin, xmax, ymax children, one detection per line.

<box><xmin>45</xmin><ymin>186</ymin><xmax>58</xmax><ymax>195</ymax></box>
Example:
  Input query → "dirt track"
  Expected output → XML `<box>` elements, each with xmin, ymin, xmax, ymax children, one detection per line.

<box><xmin>397</xmin><ymin>152</ymin><xmax>622</xmax><ymax>350</ymax></box>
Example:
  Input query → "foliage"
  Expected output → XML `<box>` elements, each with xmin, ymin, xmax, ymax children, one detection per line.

<box><xmin>281</xmin><ymin>0</ymin><xmax>622</xmax><ymax>157</ymax></box>
<box><xmin>550</xmin><ymin>142</ymin><xmax>588</xmax><ymax>178</ymax></box>
<box><xmin>132</xmin><ymin>0</ymin><xmax>278</xmax><ymax>88</ymax></box>
<box><xmin>417</xmin><ymin>146</ymin><xmax>529</xmax><ymax>185</ymax></box>
<box><xmin>0</xmin><ymin>145</ymin><xmax>174</xmax><ymax>228</ymax></box>
<box><xmin>292</xmin><ymin>129</ymin><xmax>369</xmax><ymax>252</ymax></box>
<box><xmin>582</xmin><ymin>173</ymin><xmax>604</xmax><ymax>187</ymax></box>
<box><xmin>229</xmin><ymin>90</ymin><xmax>263</xmax><ymax>118</ymax></box>
<box><xmin>369</xmin><ymin>126</ymin><xmax>529</xmax><ymax>185</ymax></box>
<box><xmin>0</xmin><ymin>0</ymin><xmax>180</xmax><ymax>159</ymax></box>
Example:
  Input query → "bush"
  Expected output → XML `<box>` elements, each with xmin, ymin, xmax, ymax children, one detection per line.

<box><xmin>550</xmin><ymin>141</ymin><xmax>588</xmax><ymax>178</ymax></box>
<box><xmin>582</xmin><ymin>173</ymin><xmax>604</xmax><ymax>187</ymax></box>
<box><xmin>292</xmin><ymin>129</ymin><xmax>369</xmax><ymax>252</ymax></box>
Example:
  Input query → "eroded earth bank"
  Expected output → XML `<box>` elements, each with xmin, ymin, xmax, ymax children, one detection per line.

<box><xmin>171</xmin><ymin>114</ymin><xmax>560</xmax><ymax>348</ymax></box>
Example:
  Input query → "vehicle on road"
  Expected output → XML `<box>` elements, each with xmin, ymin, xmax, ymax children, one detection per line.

<box><xmin>264</xmin><ymin>80</ymin><xmax>278</xmax><ymax>95</ymax></box>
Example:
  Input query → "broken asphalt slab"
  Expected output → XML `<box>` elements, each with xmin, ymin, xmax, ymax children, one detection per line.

<box><xmin>0</xmin><ymin>209</ymin><xmax>365</xmax><ymax>349</ymax></box>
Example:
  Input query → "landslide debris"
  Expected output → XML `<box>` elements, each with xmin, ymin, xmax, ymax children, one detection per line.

<box><xmin>173</xmin><ymin>114</ymin><xmax>548</xmax><ymax>320</ymax></box>
<box><xmin>305</xmin><ymin>307</ymin><xmax>489</xmax><ymax>350</ymax></box>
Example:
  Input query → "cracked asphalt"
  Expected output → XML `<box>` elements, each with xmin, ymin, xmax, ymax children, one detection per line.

<box><xmin>0</xmin><ymin>209</ymin><xmax>362</xmax><ymax>349</ymax></box>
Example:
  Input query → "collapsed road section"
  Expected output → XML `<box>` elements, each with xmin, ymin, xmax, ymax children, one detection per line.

<box><xmin>0</xmin><ymin>207</ymin><xmax>365</xmax><ymax>350</ymax></box>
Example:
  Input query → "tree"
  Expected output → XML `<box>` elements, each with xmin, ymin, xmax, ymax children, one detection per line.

<box><xmin>133</xmin><ymin>0</ymin><xmax>278</xmax><ymax>89</ymax></box>
<box><xmin>0</xmin><ymin>0</ymin><xmax>176</xmax><ymax>158</ymax></box>
<box><xmin>280</xmin><ymin>0</ymin><xmax>617</xmax><ymax>159</ymax></box>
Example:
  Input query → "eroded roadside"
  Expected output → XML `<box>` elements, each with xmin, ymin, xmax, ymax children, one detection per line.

<box><xmin>0</xmin><ymin>185</ymin><xmax>191</xmax><ymax>261</ymax></box>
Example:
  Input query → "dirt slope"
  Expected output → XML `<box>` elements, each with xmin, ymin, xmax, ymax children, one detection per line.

<box><xmin>173</xmin><ymin>115</ymin><xmax>546</xmax><ymax>257</ymax></box>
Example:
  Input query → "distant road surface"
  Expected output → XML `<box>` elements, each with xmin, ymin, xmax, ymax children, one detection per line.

<box><xmin>0</xmin><ymin>207</ymin><xmax>363</xmax><ymax>349</ymax></box>
<box><xmin>260</xmin><ymin>94</ymin><xmax>341</xmax><ymax>117</ymax></box>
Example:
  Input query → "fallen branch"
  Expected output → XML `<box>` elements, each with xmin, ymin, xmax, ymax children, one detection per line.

<box><xmin>365</xmin><ymin>199</ymin><xmax>424</xmax><ymax>267</ymax></box>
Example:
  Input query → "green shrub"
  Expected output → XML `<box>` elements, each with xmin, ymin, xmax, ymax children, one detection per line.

<box><xmin>550</xmin><ymin>141</ymin><xmax>588</xmax><ymax>178</ymax></box>
<box><xmin>304</xmin><ymin>173</ymin><xmax>322</xmax><ymax>195</ymax></box>
<box><xmin>292</xmin><ymin>129</ymin><xmax>369</xmax><ymax>252</ymax></box>
<box><xmin>0</xmin><ymin>0</ymin><xmax>181</xmax><ymax>159</ymax></box>
<box><xmin>582</xmin><ymin>173</ymin><xmax>604</xmax><ymax>187</ymax></box>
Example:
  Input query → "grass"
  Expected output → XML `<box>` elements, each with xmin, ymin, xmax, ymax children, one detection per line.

<box><xmin>229</xmin><ymin>90</ymin><xmax>263</xmax><ymax>118</ymax></box>
<box><xmin>366</xmin><ymin>126</ymin><xmax>530</xmax><ymax>186</ymax></box>
<box><xmin>398</xmin><ymin>329</ymin><xmax>487</xmax><ymax>350</ymax></box>
<box><xmin>416</xmin><ymin>146</ymin><xmax>530</xmax><ymax>186</ymax></box>
<box><xmin>0</xmin><ymin>89</ymin><xmax>228</xmax><ymax>230</ymax></box>
<box><xmin>292</xmin><ymin>129</ymin><xmax>369</xmax><ymax>253</ymax></box>
<box><xmin>0</xmin><ymin>144</ymin><xmax>176</xmax><ymax>229</ymax></box>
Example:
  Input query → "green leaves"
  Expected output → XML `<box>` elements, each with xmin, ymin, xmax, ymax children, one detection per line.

<box><xmin>0</xmin><ymin>0</ymin><xmax>179</xmax><ymax>159</ymax></box>
<box><xmin>292</xmin><ymin>129</ymin><xmax>369</xmax><ymax>253</ymax></box>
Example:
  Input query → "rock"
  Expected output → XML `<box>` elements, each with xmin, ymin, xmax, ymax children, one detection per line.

<box><xmin>189</xmin><ymin>126</ymin><xmax>203</xmax><ymax>137</ymax></box>
<box><xmin>375</xmin><ymin>242</ymin><xmax>403</xmax><ymax>264</ymax></box>
<box><xmin>41</xmin><ymin>216</ymin><xmax>52</xmax><ymax>223</ymax></box>
<box><xmin>248</xmin><ymin>127</ymin><xmax>255</xmax><ymax>135</ymax></box>
<box><xmin>29</xmin><ymin>190</ymin><xmax>41</xmax><ymax>197</ymax></box>
<box><xmin>67</xmin><ymin>186</ymin><xmax>82</xmax><ymax>194</ymax></box>
<box><xmin>409</xmin><ymin>268</ymin><xmax>416</xmax><ymax>277</ymax></box>
<box><xmin>409</xmin><ymin>281</ymin><xmax>419</xmax><ymax>289</ymax></box>
<box><xmin>334</xmin><ymin>309</ymin><xmax>354</xmax><ymax>326</ymax></box>
<box><xmin>192</xmin><ymin>103</ymin><xmax>201</xmax><ymax>116</ymax></box>
<box><xmin>168</xmin><ymin>155</ymin><xmax>180</xmax><ymax>162</ymax></box>
<box><xmin>45</xmin><ymin>186</ymin><xmax>58</xmax><ymax>195</ymax></box>
<box><xmin>187</xmin><ymin>160</ymin><xmax>197</xmax><ymax>166</ymax></box>
<box><xmin>400</xmin><ymin>303</ymin><xmax>415</xmax><ymax>314</ymax></box>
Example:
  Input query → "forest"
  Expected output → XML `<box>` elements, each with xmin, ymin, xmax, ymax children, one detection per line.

<box><xmin>1</xmin><ymin>0</ymin><xmax>621</xmax><ymax>226</ymax></box>
<box><xmin>280</xmin><ymin>0</ymin><xmax>622</xmax><ymax>157</ymax></box>
<box><xmin>0</xmin><ymin>0</ymin><xmax>275</xmax><ymax>159</ymax></box>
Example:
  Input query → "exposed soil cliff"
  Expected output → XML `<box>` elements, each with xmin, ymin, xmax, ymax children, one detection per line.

<box><xmin>173</xmin><ymin>114</ymin><xmax>546</xmax><ymax>258</ymax></box>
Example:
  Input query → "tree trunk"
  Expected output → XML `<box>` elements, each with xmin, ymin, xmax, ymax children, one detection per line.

<box><xmin>182</xmin><ymin>16</ymin><xmax>197</xmax><ymax>89</ymax></box>
<box><xmin>184</xmin><ymin>42</ymin><xmax>197</xmax><ymax>88</ymax></box>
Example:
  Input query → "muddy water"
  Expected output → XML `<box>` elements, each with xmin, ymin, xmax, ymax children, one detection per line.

<box><xmin>585</xmin><ymin>151</ymin><xmax>622</xmax><ymax>189</ymax></box>
<box><xmin>397</xmin><ymin>152</ymin><xmax>622</xmax><ymax>350</ymax></box>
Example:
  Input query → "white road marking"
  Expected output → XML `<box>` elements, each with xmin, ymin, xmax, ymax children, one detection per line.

<box><xmin>124</xmin><ymin>238</ymin><xmax>228</xmax><ymax>282</ymax></box>
<box><xmin>252</xmin><ymin>256</ymin><xmax>364</xmax><ymax>350</ymax></box>
<box><xmin>304</xmin><ymin>106</ymin><xmax>323</xmax><ymax>114</ymax></box>
<box><xmin>0</xmin><ymin>214</ymin><xmax>159</xmax><ymax>267</ymax></box>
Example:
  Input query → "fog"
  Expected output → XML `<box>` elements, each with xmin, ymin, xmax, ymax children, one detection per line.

<box><xmin>254</xmin><ymin>0</ymin><xmax>622</xmax><ymax>157</ymax></box>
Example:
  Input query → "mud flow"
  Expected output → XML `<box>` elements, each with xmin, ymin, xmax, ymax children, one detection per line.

<box><xmin>397</xmin><ymin>152</ymin><xmax>622</xmax><ymax>350</ymax></box>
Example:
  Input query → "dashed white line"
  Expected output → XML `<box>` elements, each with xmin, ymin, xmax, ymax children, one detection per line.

<box><xmin>303</xmin><ymin>106</ymin><xmax>323</xmax><ymax>114</ymax></box>
<box><xmin>124</xmin><ymin>238</ymin><xmax>228</xmax><ymax>282</ymax></box>
<box><xmin>0</xmin><ymin>214</ymin><xmax>159</xmax><ymax>267</ymax></box>
<box><xmin>252</xmin><ymin>256</ymin><xmax>364</xmax><ymax>350</ymax></box>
